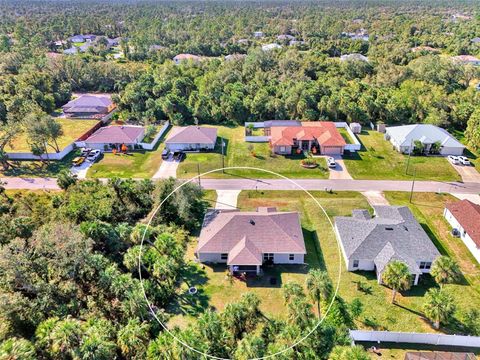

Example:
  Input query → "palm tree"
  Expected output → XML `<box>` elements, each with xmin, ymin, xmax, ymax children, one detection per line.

<box><xmin>381</xmin><ymin>261</ymin><xmax>412</xmax><ymax>303</ymax></box>
<box><xmin>286</xmin><ymin>296</ymin><xmax>313</xmax><ymax>329</ymax></box>
<box><xmin>282</xmin><ymin>281</ymin><xmax>305</xmax><ymax>306</ymax></box>
<box><xmin>305</xmin><ymin>269</ymin><xmax>333</xmax><ymax>317</ymax></box>
<box><xmin>430</xmin><ymin>256</ymin><xmax>461</xmax><ymax>288</ymax></box>
<box><xmin>423</xmin><ymin>288</ymin><xmax>456</xmax><ymax>329</ymax></box>
<box><xmin>117</xmin><ymin>319</ymin><xmax>150</xmax><ymax>359</ymax></box>
<box><xmin>0</xmin><ymin>338</ymin><xmax>37</xmax><ymax>360</ymax></box>
<box><xmin>329</xmin><ymin>345</ymin><xmax>370</xmax><ymax>360</ymax></box>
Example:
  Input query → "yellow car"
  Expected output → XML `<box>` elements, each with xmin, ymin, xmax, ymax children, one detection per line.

<box><xmin>72</xmin><ymin>157</ymin><xmax>85</xmax><ymax>166</ymax></box>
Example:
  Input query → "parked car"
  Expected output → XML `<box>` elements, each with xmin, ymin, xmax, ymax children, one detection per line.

<box><xmin>173</xmin><ymin>151</ymin><xmax>185</xmax><ymax>162</ymax></box>
<box><xmin>161</xmin><ymin>149</ymin><xmax>170</xmax><ymax>160</ymax></box>
<box><xmin>86</xmin><ymin>149</ymin><xmax>102</xmax><ymax>162</ymax></box>
<box><xmin>80</xmin><ymin>148</ymin><xmax>92</xmax><ymax>157</ymax></box>
<box><xmin>447</xmin><ymin>155</ymin><xmax>460</xmax><ymax>165</ymax></box>
<box><xmin>72</xmin><ymin>156</ymin><xmax>85</xmax><ymax>166</ymax></box>
<box><xmin>327</xmin><ymin>157</ymin><xmax>336</xmax><ymax>168</ymax></box>
<box><xmin>458</xmin><ymin>156</ymin><xmax>471</xmax><ymax>166</ymax></box>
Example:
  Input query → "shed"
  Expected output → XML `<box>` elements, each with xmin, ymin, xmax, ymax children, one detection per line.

<box><xmin>350</xmin><ymin>122</ymin><xmax>362</xmax><ymax>134</ymax></box>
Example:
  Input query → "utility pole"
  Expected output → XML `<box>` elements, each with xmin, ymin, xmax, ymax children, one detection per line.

<box><xmin>221</xmin><ymin>138</ymin><xmax>225</xmax><ymax>173</ymax></box>
<box><xmin>409</xmin><ymin>167</ymin><xmax>416</xmax><ymax>203</ymax></box>
<box><xmin>405</xmin><ymin>139</ymin><xmax>413</xmax><ymax>175</ymax></box>
<box><xmin>197</xmin><ymin>163</ymin><xmax>201</xmax><ymax>187</ymax></box>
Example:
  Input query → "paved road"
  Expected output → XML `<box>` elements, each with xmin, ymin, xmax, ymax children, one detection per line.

<box><xmin>2</xmin><ymin>176</ymin><xmax>480</xmax><ymax>195</ymax></box>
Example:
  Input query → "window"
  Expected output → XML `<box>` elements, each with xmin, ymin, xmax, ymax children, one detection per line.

<box><xmin>280</xmin><ymin>146</ymin><xmax>286</xmax><ymax>153</ymax></box>
<box><xmin>419</xmin><ymin>262</ymin><xmax>432</xmax><ymax>270</ymax></box>
<box><xmin>220</xmin><ymin>253</ymin><xmax>228</xmax><ymax>260</ymax></box>
<box><xmin>353</xmin><ymin>260</ymin><xmax>359</xmax><ymax>268</ymax></box>
<box><xmin>263</xmin><ymin>253</ymin><xmax>274</xmax><ymax>261</ymax></box>
<box><xmin>289</xmin><ymin>254</ymin><xmax>295</xmax><ymax>261</ymax></box>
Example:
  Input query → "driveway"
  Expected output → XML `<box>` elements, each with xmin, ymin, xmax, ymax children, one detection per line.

<box><xmin>327</xmin><ymin>155</ymin><xmax>352</xmax><ymax>180</ymax></box>
<box><xmin>215</xmin><ymin>190</ymin><xmax>241</xmax><ymax>209</ymax></box>
<box><xmin>450</xmin><ymin>163</ymin><xmax>480</xmax><ymax>183</ymax></box>
<box><xmin>70</xmin><ymin>161</ymin><xmax>93</xmax><ymax>179</ymax></box>
<box><xmin>451</xmin><ymin>193</ymin><xmax>480</xmax><ymax>205</ymax></box>
<box><xmin>152</xmin><ymin>156</ymin><xmax>179</xmax><ymax>179</ymax></box>
<box><xmin>361</xmin><ymin>191</ymin><xmax>390</xmax><ymax>206</ymax></box>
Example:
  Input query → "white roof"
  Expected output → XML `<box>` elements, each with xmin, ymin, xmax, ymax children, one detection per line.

<box><xmin>340</xmin><ymin>53</ymin><xmax>369</xmax><ymax>62</ymax></box>
<box><xmin>262</xmin><ymin>43</ymin><xmax>282</xmax><ymax>51</ymax></box>
<box><xmin>386</xmin><ymin>124</ymin><xmax>465</xmax><ymax>148</ymax></box>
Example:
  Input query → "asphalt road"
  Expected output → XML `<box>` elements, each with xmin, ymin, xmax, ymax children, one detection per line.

<box><xmin>2</xmin><ymin>176</ymin><xmax>480</xmax><ymax>195</ymax></box>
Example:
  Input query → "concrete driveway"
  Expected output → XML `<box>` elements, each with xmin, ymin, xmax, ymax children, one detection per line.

<box><xmin>70</xmin><ymin>161</ymin><xmax>93</xmax><ymax>179</ymax></box>
<box><xmin>152</xmin><ymin>156</ymin><xmax>179</xmax><ymax>179</ymax></box>
<box><xmin>361</xmin><ymin>191</ymin><xmax>390</xmax><ymax>206</ymax></box>
<box><xmin>215</xmin><ymin>190</ymin><xmax>241</xmax><ymax>209</ymax></box>
<box><xmin>450</xmin><ymin>163</ymin><xmax>480</xmax><ymax>183</ymax></box>
<box><xmin>327</xmin><ymin>155</ymin><xmax>353</xmax><ymax>180</ymax></box>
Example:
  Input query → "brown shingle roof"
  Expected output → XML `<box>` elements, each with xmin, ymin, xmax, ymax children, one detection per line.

<box><xmin>197</xmin><ymin>207</ymin><xmax>306</xmax><ymax>256</ymax></box>
<box><xmin>405</xmin><ymin>352</ymin><xmax>475</xmax><ymax>360</ymax></box>
<box><xmin>85</xmin><ymin>125</ymin><xmax>144</xmax><ymax>144</ymax></box>
<box><xmin>270</xmin><ymin>121</ymin><xmax>346</xmax><ymax>147</ymax></box>
<box><xmin>446</xmin><ymin>199</ymin><xmax>480</xmax><ymax>248</ymax></box>
<box><xmin>166</xmin><ymin>126</ymin><xmax>217</xmax><ymax>145</ymax></box>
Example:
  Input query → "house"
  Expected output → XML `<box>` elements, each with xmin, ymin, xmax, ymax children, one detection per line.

<box><xmin>385</xmin><ymin>124</ymin><xmax>465</xmax><ymax>155</ymax></box>
<box><xmin>411</xmin><ymin>46</ymin><xmax>439</xmax><ymax>53</ymax></box>
<box><xmin>471</xmin><ymin>37</ymin><xmax>480</xmax><ymax>44</ymax></box>
<box><xmin>253</xmin><ymin>31</ymin><xmax>264</xmax><ymax>38</ymax></box>
<box><xmin>196</xmin><ymin>207</ymin><xmax>306</xmax><ymax>275</ymax></box>
<box><xmin>340</xmin><ymin>53</ymin><xmax>369</xmax><ymax>62</ymax></box>
<box><xmin>261</xmin><ymin>43</ymin><xmax>282</xmax><ymax>51</ymax></box>
<box><xmin>173</xmin><ymin>54</ymin><xmax>202</xmax><ymax>64</ymax></box>
<box><xmin>165</xmin><ymin>126</ymin><xmax>217</xmax><ymax>151</ymax></box>
<box><xmin>225</xmin><ymin>54</ymin><xmax>247</xmax><ymax>61</ymax></box>
<box><xmin>335</xmin><ymin>206</ymin><xmax>440</xmax><ymax>285</ymax></box>
<box><xmin>63</xmin><ymin>47</ymin><xmax>78</xmax><ymax>55</ymax></box>
<box><xmin>83</xmin><ymin>125</ymin><xmax>145</xmax><ymax>150</ymax></box>
<box><xmin>62</xmin><ymin>95</ymin><xmax>116</xmax><ymax>119</ymax></box>
<box><xmin>444</xmin><ymin>199</ymin><xmax>480</xmax><ymax>264</ymax></box>
<box><xmin>349</xmin><ymin>122</ymin><xmax>362</xmax><ymax>134</ymax></box>
<box><xmin>405</xmin><ymin>352</ymin><xmax>475</xmax><ymax>360</ymax></box>
<box><xmin>70</xmin><ymin>35</ymin><xmax>86</xmax><ymax>43</ymax></box>
<box><xmin>269</xmin><ymin>121</ymin><xmax>346</xmax><ymax>155</ymax></box>
<box><xmin>451</xmin><ymin>55</ymin><xmax>480</xmax><ymax>66</ymax></box>
<box><xmin>277</xmin><ymin>34</ymin><xmax>296</xmax><ymax>41</ymax></box>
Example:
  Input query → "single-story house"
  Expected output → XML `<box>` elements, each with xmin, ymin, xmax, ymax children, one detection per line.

<box><xmin>83</xmin><ymin>125</ymin><xmax>145</xmax><ymax>150</ymax></box>
<box><xmin>62</xmin><ymin>95</ymin><xmax>116</xmax><ymax>119</ymax></box>
<box><xmin>165</xmin><ymin>126</ymin><xmax>217</xmax><ymax>151</ymax></box>
<box><xmin>444</xmin><ymin>199</ymin><xmax>480</xmax><ymax>264</ymax></box>
<box><xmin>196</xmin><ymin>207</ymin><xmax>306</xmax><ymax>275</ymax></box>
<box><xmin>173</xmin><ymin>54</ymin><xmax>202</xmax><ymax>65</ymax></box>
<box><xmin>335</xmin><ymin>206</ymin><xmax>440</xmax><ymax>285</ymax></box>
<box><xmin>451</xmin><ymin>55</ymin><xmax>480</xmax><ymax>66</ymax></box>
<box><xmin>262</xmin><ymin>43</ymin><xmax>282</xmax><ymax>51</ymax></box>
<box><xmin>340</xmin><ymin>53</ymin><xmax>369</xmax><ymax>62</ymax></box>
<box><xmin>411</xmin><ymin>46</ymin><xmax>439</xmax><ymax>53</ymax></box>
<box><xmin>385</xmin><ymin>124</ymin><xmax>465</xmax><ymax>155</ymax></box>
<box><xmin>253</xmin><ymin>31</ymin><xmax>264</xmax><ymax>38</ymax></box>
<box><xmin>270</xmin><ymin>121</ymin><xmax>346</xmax><ymax>155</ymax></box>
<box><xmin>405</xmin><ymin>352</ymin><xmax>475</xmax><ymax>360</ymax></box>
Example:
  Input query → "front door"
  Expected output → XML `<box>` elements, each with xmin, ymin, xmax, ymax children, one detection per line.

<box><xmin>301</xmin><ymin>140</ymin><xmax>309</xmax><ymax>150</ymax></box>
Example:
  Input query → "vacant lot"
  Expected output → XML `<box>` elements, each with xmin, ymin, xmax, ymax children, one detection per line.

<box><xmin>343</xmin><ymin>131</ymin><xmax>461</xmax><ymax>182</ymax></box>
<box><xmin>5</xmin><ymin>119</ymin><xmax>99</xmax><ymax>152</ymax></box>
<box><xmin>0</xmin><ymin>151</ymin><xmax>79</xmax><ymax>177</ymax></box>
<box><xmin>176</xmin><ymin>126</ymin><xmax>329</xmax><ymax>179</ymax></box>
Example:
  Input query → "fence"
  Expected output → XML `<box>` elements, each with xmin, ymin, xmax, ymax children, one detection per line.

<box><xmin>139</xmin><ymin>121</ymin><xmax>170</xmax><ymax>150</ymax></box>
<box><xmin>245</xmin><ymin>135</ymin><xmax>270</xmax><ymax>142</ymax></box>
<box><xmin>334</xmin><ymin>122</ymin><xmax>361</xmax><ymax>152</ymax></box>
<box><xmin>244</xmin><ymin>122</ymin><xmax>265</xmax><ymax>128</ymax></box>
<box><xmin>7</xmin><ymin>143</ymin><xmax>75</xmax><ymax>161</ymax></box>
<box><xmin>350</xmin><ymin>330</ymin><xmax>480</xmax><ymax>348</ymax></box>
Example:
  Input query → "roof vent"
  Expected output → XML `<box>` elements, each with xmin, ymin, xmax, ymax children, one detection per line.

<box><xmin>385</xmin><ymin>227</ymin><xmax>394</xmax><ymax>231</ymax></box>
<box><xmin>249</xmin><ymin>219</ymin><xmax>255</xmax><ymax>225</ymax></box>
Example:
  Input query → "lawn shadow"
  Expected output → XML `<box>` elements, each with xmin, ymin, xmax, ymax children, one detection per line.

<box><xmin>420</xmin><ymin>223</ymin><xmax>449</xmax><ymax>256</ymax></box>
<box><xmin>303</xmin><ymin>228</ymin><xmax>327</xmax><ymax>271</ymax></box>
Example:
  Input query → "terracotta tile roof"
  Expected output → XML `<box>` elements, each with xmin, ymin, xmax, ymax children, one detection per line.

<box><xmin>166</xmin><ymin>126</ymin><xmax>217</xmax><ymax>145</ymax></box>
<box><xmin>85</xmin><ymin>125</ymin><xmax>144</xmax><ymax>144</ymax></box>
<box><xmin>196</xmin><ymin>207</ymin><xmax>306</xmax><ymax>257</ymax></box>
<box><xmin>270</xmin><ymin>121</ymin><xmax>346</xmax><ymax>147</ymax></box>
<box><xmin>446</xmin><ymin>199</ymin><xmax>480</xmax><ymax>247</ymax></box>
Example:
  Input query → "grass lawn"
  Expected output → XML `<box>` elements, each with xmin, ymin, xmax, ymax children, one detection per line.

<box><xmin>177</xmin><ymin>126</ymin><xmax>329</xmax><ymax>179</ymax></box>
<box><xmin>5</xmin><ymin>119</ymin><xmax>99</xmax><ymax>152</ymax></box>
<box><xmin>342</xmin><ymin>130</ymin><xmax>461</xmax><ymax>182</ymax></box>
<box><xmin>338</xmin><ymin>127</ymin><xmax>354</xmax><ymax>144</ymax></box>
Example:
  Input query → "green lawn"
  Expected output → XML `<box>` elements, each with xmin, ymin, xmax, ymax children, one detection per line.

<box><xmin>343</xmin><ymin>130</ymin><xmax>461</xmax><ymax>182</ymax></box>
<box><xmin>177</xmin><ymin>126</ymin><xmax>329</xmax><ymax>179</ymax></box>
<box><xmin>338</xmin><ymin>127</ymin><xmax>354</xmax><ymax>144</ymax></box>
<box><xmin>170</xmin><ymin>190</ymin><xmax>480</xmax><ymax>334</ymax></box>
<box><xmin>5</xmin><ymin>119</ymin><xmax>99</xmax><ymax>152</ymax></box>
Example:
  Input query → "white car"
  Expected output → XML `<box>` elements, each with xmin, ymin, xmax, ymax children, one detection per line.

<box><xmin>327</xmin><ymin>157</ymin><xmax>336</xmax><ymax>168</ymax></box>
<box><xmin>447</xmin><ymin>155</ymin><xmax>460</xmax><ymax>165</ymax></box>
<box><xmin>80</xmin><ymin>147</ymin><xmax>92</xmax><ymax>157</ymax></box>
<box><xmin>86</xmin><ymin>149</ymin><xmax>102</xmax><ymax>162</ymax></box>
<box><xmin>458</xmin><ymin>156</ymin><xmax>471</xmax><ymax>166</ymax></box>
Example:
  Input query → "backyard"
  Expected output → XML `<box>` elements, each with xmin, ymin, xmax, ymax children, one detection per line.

<box><xmin>168</xmin><ymin>190</ymin><xmax>480</xmax><ymax>335</ymax></box>
<box><xmin>342</xmin><ymin>130</ymin><xmax>462</xmax><ymax>182</ymax></box>
<box><xmin>177</xmin><ymin>126</ymin><xmax>329</xmax><ymax>179</ymax></box>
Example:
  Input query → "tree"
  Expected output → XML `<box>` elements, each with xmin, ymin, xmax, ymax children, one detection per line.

<box><xmin>423</xmin><ymin>288</ymin><xmax>456</xmax><ymax>330</ymax></box>
<box><xmin>25</xmin><ymin>112</ymin><xmax>64</xmax><ymax>154</ymax></box>
<box><xmin>306</xmin><ymin>269</ymin><xmax>333</xmax><ymax>318</ymax></box>
<box><xmin>56</xmin><ymin>169</ymin><xmax>78</xmax><ymax>190</ymax></box>
<box><xmin>117</xmin><ymin>319</ymin><xmax>150</xmax><ymax>359</ymax></box>
<box><xmin>465</xmin><ymin>108</ymin><xmax>480</xmax><ymax>151</ymax></box>
<box><xmin>0</xmin><ymin>338</ymin><xmax>36</xmax><ymax>360</ymax></box>
<box><xmin>329</xmin><ymin>345</ymin><xmax>369</xmax><ymax>360</ymax></box>
<box><xmin>430</xmin><ymin>256</ymin><xmax>461</xmax><ymax>288</ymax></box>
<box><xmin>381</xmin><ymin>261</ymin><xmax>412</xmax><ymax>303</ymax></box>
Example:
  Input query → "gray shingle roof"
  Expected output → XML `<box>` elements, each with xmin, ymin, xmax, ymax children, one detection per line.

<box><xmin>62</xmin><ymin>95</ymin><xmax>113</xmax><ymax>114</ymax></box>
<box><xmin>335</xmin><ymin>206</ymin><xmax>440</xmax><ymax>274</ymax></box>
<box><xmin>166</xmin><ymin>126</ymin><xmax>217</xmax><ymax>145</ymax></box>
